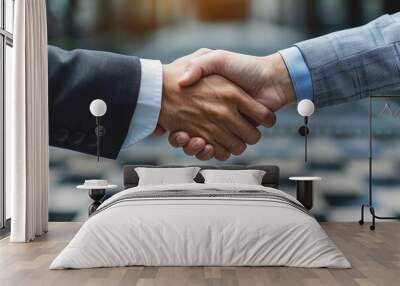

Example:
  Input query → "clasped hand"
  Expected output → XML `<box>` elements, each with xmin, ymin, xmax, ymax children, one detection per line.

<box><xmin>156</xmin><ymin>49</ymin><xmax>296</xmax><ymax>160</ymax></box>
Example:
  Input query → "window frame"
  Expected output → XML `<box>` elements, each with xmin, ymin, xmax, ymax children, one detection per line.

<box><xmin>0</xmin><ymin>0</ymin><xmax>13</xmax><ymax>234</ymax></box>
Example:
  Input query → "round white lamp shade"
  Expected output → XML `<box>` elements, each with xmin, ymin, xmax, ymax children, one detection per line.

<box><xmin>90</xmin><ymin>99</ymin><xmax>107</xmax><ymax>117</ymax></box>
<box><xmin>297</xmin><ymin>99</ymin><xmax>315</xmax><ymax>117</ymax></box>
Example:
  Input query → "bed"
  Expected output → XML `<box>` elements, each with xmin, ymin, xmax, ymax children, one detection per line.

<box><xmin>50</xmin><ymin>165</ymin><xmax>350</xmax><ymax>269</ymax></box>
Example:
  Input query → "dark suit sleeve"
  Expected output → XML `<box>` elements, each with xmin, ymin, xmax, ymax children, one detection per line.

<box><xmin>48</xmin><ymin>45</ymin><xmax>141</xmax><ymax>159</ymax></box>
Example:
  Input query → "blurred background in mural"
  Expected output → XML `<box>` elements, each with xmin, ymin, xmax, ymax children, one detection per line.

<box><xmin>46</xmin><ymin>0</ymin><xmax>400</xmax><ymax>222</ymax></box>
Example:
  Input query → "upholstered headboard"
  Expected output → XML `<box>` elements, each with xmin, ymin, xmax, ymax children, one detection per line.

<box><xmin>123</xmin><ymin>165</ymin><xmax>280</xmax><ymax>189</ymax></box>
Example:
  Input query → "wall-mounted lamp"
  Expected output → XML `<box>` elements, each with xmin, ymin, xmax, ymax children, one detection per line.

<box><xmin>89</xmin><ymin>99</ymin><xmax>107</xmax><ymax>162</ymax></box>
<box><xmin>297</xmin><ymin>99</ymin><xmax>315</xmax><ymax>162</ymax></box>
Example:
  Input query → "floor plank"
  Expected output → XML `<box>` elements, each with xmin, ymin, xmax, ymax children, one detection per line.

<box><xmin>0</xmin><ymin>222</ymin><xmax>399</xmax><ymax>286</ymax></box>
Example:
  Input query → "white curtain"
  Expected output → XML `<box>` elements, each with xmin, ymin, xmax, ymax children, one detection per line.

<box><xmin>7</xmin><ymin>0</ymin><xmax>49</xmax><ymax>242</ymax></box>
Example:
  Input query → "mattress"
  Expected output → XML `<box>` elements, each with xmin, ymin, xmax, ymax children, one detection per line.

<box><xmin>50</xmin><ymin>183</ymin><xmax>351</xmax><ymax>269</ymax></box>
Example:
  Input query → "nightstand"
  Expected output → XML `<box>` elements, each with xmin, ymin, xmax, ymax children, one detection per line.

<box><xmin>77</xmin><ymin>180</ymin><xmax>118</xmax><ymax>215</ymax></box>
<box><xmin>289</xmin><ymin>177</ymin><xmax>321</xmax><ymax>210</ymax></box>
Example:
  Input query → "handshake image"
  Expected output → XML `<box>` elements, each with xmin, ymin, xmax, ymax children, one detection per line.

<box><xmin>48</xmin><ymin>12</ymin><xmax>400</xmax><ymax>161</ymax></box>
<box><xmin>155</xmin><ymin>49</ymin><xmax>292</xmax><ymax>161</ymax></box>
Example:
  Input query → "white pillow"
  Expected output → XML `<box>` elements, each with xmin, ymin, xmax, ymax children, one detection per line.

<box><xmin>200</xmin><ymin>169</ymin><xmax>266</xmax><ymax>185</ymax></box>
<box><xmin>135</xmin><ymin>167</ymin><xmax>201</xmax><ymax>186</ymax></box>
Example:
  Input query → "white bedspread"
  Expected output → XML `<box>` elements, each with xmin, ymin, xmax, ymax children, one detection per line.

<box><xmin>50</xmin><ymin>183</ymin><xmax>350</xmax><ymax>269</ymax></box>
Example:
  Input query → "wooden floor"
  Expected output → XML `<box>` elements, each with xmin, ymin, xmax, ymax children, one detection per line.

<box><xmin>0</xmin><ymin>222</ymin><xmax>399</xmax><ymax>286</ymax></box>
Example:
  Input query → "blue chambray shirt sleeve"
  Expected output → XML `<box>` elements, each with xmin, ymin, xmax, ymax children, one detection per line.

<box><xmin>279</xmin><ymin>47</ymin><xmax>314</xmax><ymax>102</ymax></box>
<box><xmin>122</xmin><ymin>59</ymin><xmax>163</xmax><ymax>149</ymax></box>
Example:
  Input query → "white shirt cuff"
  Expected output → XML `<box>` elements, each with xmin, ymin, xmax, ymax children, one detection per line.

<box><xmin>122</xmin><ymin>59</ymin><xmax>163</xmax><ymax>148</ymax></box>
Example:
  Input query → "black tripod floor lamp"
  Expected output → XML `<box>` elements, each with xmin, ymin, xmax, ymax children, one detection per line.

<box><xmin>359</xmin><ymin>95</ymin><xmax>400</xmax><ymax>230</ymax></box>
